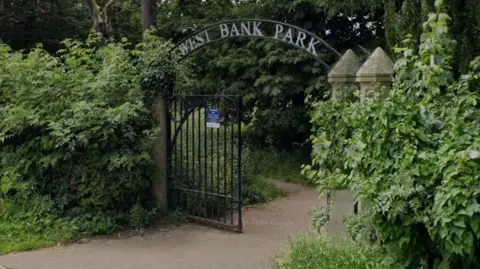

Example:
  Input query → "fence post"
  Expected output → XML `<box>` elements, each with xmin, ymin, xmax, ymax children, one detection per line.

<box><xmin>356</xmin><ymin>47</ymin><xmax>394</xmax><ymax>102</ymax></box>
<box><xmin>152</xmin><ymin>94</ymin><xmax>169</xmax><ymax>215</ymax></box>
<box><xmin>328</xmin><ymin>49</ymin><xmax>360</xmax><ymax>100</ymax></box>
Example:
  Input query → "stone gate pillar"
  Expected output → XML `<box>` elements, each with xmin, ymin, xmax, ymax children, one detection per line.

<box><xmin>328</xmin><ymin>49</ymin><xmax>360</xmax><ymax>100</ymax></box>
<box><xmin>324</xmin><ymin>49</ymin><xmax>360</xmax><ymax>237</ymax></box>
<box><xmin>356</xmin><ymin>47</ymin><xmax>394</xmax><ymax>101</ymax></box>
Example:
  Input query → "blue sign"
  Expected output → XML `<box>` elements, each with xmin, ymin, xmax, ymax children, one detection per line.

<box><xmin>206</xmin><ymin>108</ymin><xmax>221</xmax><ymax>128</ymax></box>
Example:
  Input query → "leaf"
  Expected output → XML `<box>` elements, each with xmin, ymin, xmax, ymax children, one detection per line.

<box><xmin>453</xmin><ymin>220</ymin><xmax>466</xmax><ymax>228</ymax></box>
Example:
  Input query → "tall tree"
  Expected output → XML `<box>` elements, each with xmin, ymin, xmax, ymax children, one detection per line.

<box><xmin>83</xmin><ymin>0</ymin><xmax>118</xmax><ymax>39</ymax></box>
<box><xmin>141</xmin><ymin>0</ymin><xmax>156</xmax><ymax>30</ymax></box>
<box><xmin>318</xmin><ymin>0</ymin><xmax>480</xmax><ymax>72</ymax></box>
<box><xmin>0</xmin><ymin>0</ymin><xmax>89</xmax><ymax>51</ymax></box>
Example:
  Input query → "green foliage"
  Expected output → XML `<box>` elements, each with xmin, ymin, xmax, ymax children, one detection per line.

<box><xmin>309</xmin><ymin>205</ymin><xmax>331</xmax><ymax>232</ymax></box>
<box><xmin>139</xmin><ymin>30</ymin><xmax>188</xmax><ymax>104</ymax></box>
<box><xmin>0</xmin><ymin>0</ymin><xmax>145</xmax><ymax>52</ymax></box>
<box><xmin>0</xmin><ymin>0</ymin><xmax>90</xmax><ymax>52</ymax></box>
<box><xmin>0</xmin><ymin>34</ymin><xmax>183</xmax><ymax>252</ymax></box>
<box><xmin>162</xmin><ymin>209</ymin><xmax>187</xmax><ymax>226</ymax></box>
<box><xmin>113</xmin><ymin>0</ymin><xmax>143</xmax><ymax>45</ymax></box>
<box><xmin>129</xmin><ymin>201</ymin><xmax>159</xmax><ymax>231</ymax></box>
<box><xmin>305</xmin><ymin>4</ymin><xmax>480</xmax><ymax>268</ymax></box>
<box><xmin>277</xmin><ymin>234</ymin><xmax>393</xmax><ymax>269</ymax></box>
<box><xmin>302</xmin><ymin>87</ymin><xmax>359</xmax><ymax>195</ymax></box>
<box><xmin>320</xmin><ymin>0</ymin><xmax>480</xmax><ymax>72</ymax></box>
<box><xmin>243</xmin><ymin>176</ymin><xmax>286</xmax><ymax>205</ymax></box>
<box><xmin>247</xmin><ymin>149</ymin><xmax>311</xmax><ymax>186</ymax></box>
<box><xmin>345</xmin><ymin>210</ymin><xmax>379</xmax><ymax>244</ymax></box>
<box><xmin>0</xmin><ymin>198</ymin><xmax>78</xmax><ymax>254</ymax></box>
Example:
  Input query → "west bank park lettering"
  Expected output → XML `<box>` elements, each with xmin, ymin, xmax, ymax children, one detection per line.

<box><xmin>172</xmin><ymin>19</ymin><xmax>341</xmax><ymax>68</ymax></box>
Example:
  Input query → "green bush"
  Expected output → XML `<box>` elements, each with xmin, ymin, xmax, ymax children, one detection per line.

<box><xmin>242</xmin><ymin>176</ymin><xmax>286</xmax><ymax>205</ymax></box>
<box><xmin>277</xmin><ymin>234</ymin><xmax>393</xmax><ymax>269</ymax></box>
<box><xmin>129</xmin><ymin>201</ymin><xmax>158</xmax><ymax>231</ymax></box>
<box><xmin>0</xmin><ymin>34</ymin><xmax>182</xmax><ymax>251</ymax></box>
<box><xmin>304</xmin><ymin>3</ymin><xmax>480</xmax><ymax>268</ymax></box>
<box><xmin>247</xmin><ymin>148</ymin><xmax>311</xmax><ymax>186</ymax></box>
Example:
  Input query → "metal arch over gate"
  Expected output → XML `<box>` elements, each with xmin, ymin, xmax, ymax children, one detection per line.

<box><xmin>171</xmin><ymin>19</ymin><xmax>343</xmax><ymax>70</ymax></box>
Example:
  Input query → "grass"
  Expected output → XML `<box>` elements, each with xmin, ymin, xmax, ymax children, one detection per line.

<box><xmin>0</xmin><ymin>199</ymin><xmax>79</xmax><ymax>254</ymax></box>
<box><xmin>241</xmin><ymin>148</ymin><xmax>312</xmax><ymax>205</ymax></box>
<box><xmin>243</xmin><ymin>176</ymin><xmax>287</xmax><ymax>205</ymax></box>
<box><xmin>277</xmin><ymin>233</ymin><xmax>389</xmax><ymax>269</ymax></box>
<box><xmin>247</xmin><ymin>149</ymin><xmax>313</xmax><ymax>186</ymax></box>
<box><xmin>0</xmin><ymin>217</ymin><xmax>77</xmax><ymax>254</ymax></box>
<box><xmin>0</xmin><ymin>209</ymin><xmax>189</xmax><ymax>255</ymax></box>
<box><xmin>0</xmin><ymin>230</ymin><xmax>73</xmax><ymax>255</ymax></box>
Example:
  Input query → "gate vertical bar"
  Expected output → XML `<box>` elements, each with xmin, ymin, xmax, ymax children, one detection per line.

<box><xmin>191</xmin><ymin>102</ymin><xmax>196</xmax><ymax>216</ymax></box>
<box><xmin>179</xmin><ymin>96</ymin><xmax>184</xmax><ymax>210</ymax></box>
<box><xmin>237</xmin><ymin>96</ymin><xmax>243</xmax><ymax>232</ymax></box>
<box><xmin>216</xmin><ymin>120</ymin><xmax>220</xmax><ymax>221</ymax></box>
<box><xmin>230</xmin><ymin>108</ymin><xmax>234</xmax><ymax>225</ymax></box>
<box><xmin>197</xmin><ymin>104</ymin><xmax>202</xmax><ymax>217</ymax></box>
<box><xmin>170</xmin><ymin>92</ymin><xmax>176</xmax><ymax>209</ymax></box>
<box><xmin>185</xmin><ymin>98</ymin><xmax>190</xmax><ymax>213</ymax></box>
<box><xmin>204</xmin><ymin>105</ymin><xmax>208</xmax><ymax>217</ymax></box>
<box><xmin>223</xmin><ymin>108</ymin><xmax>228</xmax><ymax>223</ymax></box>
<box><xmin>210</xmin><ymin>109</ymin><xmax>214</xmax><ymax>218</ymax></box>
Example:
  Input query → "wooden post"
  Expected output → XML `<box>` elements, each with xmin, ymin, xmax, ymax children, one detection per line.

<box><xmin>142</xmin><ymin>0</ymin><xmax>167</xmax><ymax>213</ymax></box>
<box><xmin>152</xmin><ymin>94</ymin><xmax>169</xmax><ymax>214</ymax></box>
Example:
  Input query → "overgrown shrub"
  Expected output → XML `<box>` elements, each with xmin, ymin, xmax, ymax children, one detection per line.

<box><xmin>304</xmin><ymin>2</ymin><xmax>480</xmax><ymax>268</ymax></box>
<box><xmin>0</xmin><ymin>34</ymin><xmax>180</xmax><ymax>247</ymax></box>
<box><xmin>277</xmin><ymin>234</ymin><xmax>393</xmax><ymax>269</ymax></box>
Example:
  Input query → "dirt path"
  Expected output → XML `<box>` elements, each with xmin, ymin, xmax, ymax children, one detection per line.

<box><xmin>0</xmin><ymin>182</ymin><xmax>324</xmax><ymax>269</ymax></box>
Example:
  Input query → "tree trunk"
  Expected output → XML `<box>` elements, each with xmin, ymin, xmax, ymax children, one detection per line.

<box><xmin>141</xmin><ymin>0</ymin><xmax>156</xmax><ymax>30</ymax></box>
<box><xmin>84</xmin><ymin>0</ymin><xmax>116</xmax><ymax>39</ymax></box>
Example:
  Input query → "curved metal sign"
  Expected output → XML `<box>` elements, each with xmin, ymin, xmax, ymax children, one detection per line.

<box><xmin>172</xmin><ymin>19</ymin><xmax>342</xmax><ymax>69</ymax></box>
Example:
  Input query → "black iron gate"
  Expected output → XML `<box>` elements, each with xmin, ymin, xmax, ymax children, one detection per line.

<box><xmin>168</xmin><ymin>90</ymin><xmax>243</xmax><ymax>232</ymax></box>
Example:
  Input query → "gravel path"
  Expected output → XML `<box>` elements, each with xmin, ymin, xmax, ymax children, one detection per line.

<box><xmin>0</xmin><ymin>182</ymin><xmax>324</xmax><ymax>269</ymax></box>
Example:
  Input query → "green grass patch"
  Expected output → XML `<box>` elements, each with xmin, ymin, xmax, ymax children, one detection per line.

<box><xmin>0</xmin><ymin>199</ymin><xmax>78</xmax><ymax>254</ymax></box>
<box><xmin>243</xmin><ymin>176</ymin><xmax>286</xmax><ymax>205</ymax></box>
<box><xmin>247</xmin><ymin>149</ymin><xmax>312</xmax><ymax>186</ymax></box>
<box><xmin>0</xmin><ymin>216</ymin><xmax>77</xmax><ymax>254</ymax></box>
<box><xmin>277</xmin><ymin>234</ymin><xmax>391</xmax><ymax>269</ymax></box>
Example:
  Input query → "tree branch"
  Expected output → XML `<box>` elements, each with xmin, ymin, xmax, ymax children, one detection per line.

<box><xmin>83</xmin><ymin>0</ymin><xmax>117</xmax><ymax>40</ymax></box>
<box><xmin>104</xmin><ymin>0</ymin><xmax>116</xmax><ymax>13</ymax></box>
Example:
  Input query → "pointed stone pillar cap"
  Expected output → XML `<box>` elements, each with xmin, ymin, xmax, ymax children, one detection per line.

<box><xmin>328</xmin><ymin>49</ymin><xmax>360</xmax><ymax>83</ymax></box>
<box><xmin>356</xmin><ymin>47</ymin><xmax>394</xmax><ymax>83</ymax></box>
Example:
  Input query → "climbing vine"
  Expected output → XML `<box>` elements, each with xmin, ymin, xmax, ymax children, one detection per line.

<box><xmin>305</xmin><ymin>2</ymin><xmax>480</xmax><ymax>268</ymax></box>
